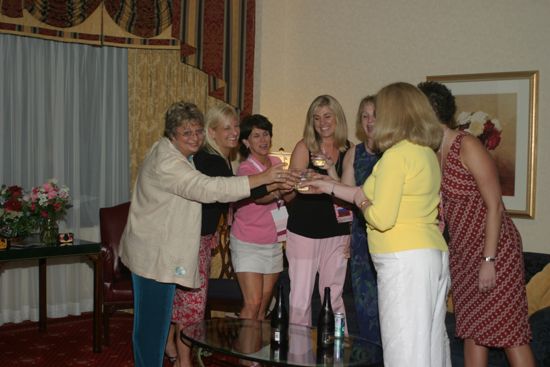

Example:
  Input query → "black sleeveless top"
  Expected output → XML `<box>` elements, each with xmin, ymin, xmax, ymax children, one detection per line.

<box><xmin>287</xmin><ymin>147</ymin><xmax>351</xmax><ymax>239</ymax></box>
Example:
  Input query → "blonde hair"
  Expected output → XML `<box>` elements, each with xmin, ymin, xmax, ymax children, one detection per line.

<box><xmin>355</xmin><ymin>95</ymin><xmax>376</xmax><ymax>142</ymax></box>
<box><xmin>204</xmin><ymin>104</ymin><xmax>238</xmax><ymax>158</ymax></box>
<box><xmin>303</xmin><ymin>95</ymin><xmax>348</xmax><ymax>153</ymax></box>
<box><xmin>373</xmin><ymin>82</ymin><xmax>442</xmax><ymax>152</ymax></box>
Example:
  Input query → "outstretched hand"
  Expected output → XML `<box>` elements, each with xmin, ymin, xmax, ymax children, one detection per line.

<box><xmin>264</xmin><ymin>163</ymin><xmax>287</xmax><ymax>183</ymax></box>
<box><xmin>298</xmin><ymin>175</ymin><xmax>334</xmax><ymax>194</ymax></box>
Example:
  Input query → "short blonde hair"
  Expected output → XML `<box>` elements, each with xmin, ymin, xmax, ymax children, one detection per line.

<box><xmin>204</xmin><ymin>104</ymin><xmax>238</xmax><ymax>158</ymax></box>
<box><xmin>355</xmin><ymin>95</ymin><xmax>376</xmax><ymax>142</ymax></box>
<box><xmin>373</xmin><ymin>82</ymin><xmax>442</xmax><ymax>152</ymax></box>
<box><xmin>303</xmin><ymin>95</ymin><xmax>348</xmax><ymax>153</ymax></box>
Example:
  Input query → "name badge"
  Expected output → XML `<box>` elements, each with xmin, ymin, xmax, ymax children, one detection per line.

<box><xmin>333</xmin><ymin>204</ymin><xmax>353</xmax><ymax>223</ymax></box>
<box><xmin>271</xmin><ymin>204</ymin><xmax>289</xmax><ymax>242</ymax></box>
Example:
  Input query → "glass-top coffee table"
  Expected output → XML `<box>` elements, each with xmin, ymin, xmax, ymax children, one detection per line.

<box><xmin>181</xmin><ymin>318</ymin><xmax>383</xmax><ymax>366</ymax></box>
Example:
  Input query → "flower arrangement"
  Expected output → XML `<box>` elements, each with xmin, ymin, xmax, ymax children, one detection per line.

<box><xmin>29</xmin><ymin>179</ymin><xmax>72</xmax><ymax>222</ymax></box>
<box><xmin>0</xmin><ymin>185</ymin><xmax>35</xmax><ymax>238</ymax></box>
<box><xmin>456</xmin><ymin>111</ymin><xmax>503</xmax><ymax>150</ymax></box>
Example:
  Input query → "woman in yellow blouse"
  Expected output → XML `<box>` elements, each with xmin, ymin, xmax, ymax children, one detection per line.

<box><xmin>305</xmin><ymin>82</ymin><xmax>451</xmax><ymax>367</ymax></box>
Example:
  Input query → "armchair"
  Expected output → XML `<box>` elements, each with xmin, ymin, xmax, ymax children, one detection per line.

<box><xmin>99</xmin><ymin>201</ymin><xmax>133</xmax><ymax>345</ymax></box>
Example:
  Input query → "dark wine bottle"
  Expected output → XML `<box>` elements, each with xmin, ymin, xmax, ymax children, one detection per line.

<box><xmin>317</xmin><ymin>286</ymin><xmax>335</xmax><ymax>349</ymax></box>
<box><xmin>270</xmin><ymin>339</ymin><xmax>288</xmax><ymax>362</ymax></box>
<box><xmin>270</xmin><ymin>282</ymin><xmax>289</xmax><ymax>347</ymax></box>
<box><xmin>316</xmin><ymin>344</ymin><xmax>335</xmax><ymax>365</ymax></box>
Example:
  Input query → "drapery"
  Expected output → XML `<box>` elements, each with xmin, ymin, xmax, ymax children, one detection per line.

<box><xmin>127</xmin><ymin>47</ymin><xmax>229</xmax><ymax>202</ymax></box>
<box><xmin>0</xmin><ymin>33</ymin><xmax>129</xmax><ymax>325</ymax></box>
<box><xmin>0</xmin><ymin>0</ymin><xmax>256</xmax><ymax>114</ymax></box>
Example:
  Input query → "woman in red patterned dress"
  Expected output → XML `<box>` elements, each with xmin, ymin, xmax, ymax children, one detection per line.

<box><xmin>419</xmin><ymin>81</ymin><xmax>535</xmax><ymax>367</ymax></box>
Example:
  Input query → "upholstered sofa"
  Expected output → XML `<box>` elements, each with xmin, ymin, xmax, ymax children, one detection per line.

<box><xmin>446</xmin><ymin>251</ymin><xmax>550</xmax><ymax>367</ymax></box>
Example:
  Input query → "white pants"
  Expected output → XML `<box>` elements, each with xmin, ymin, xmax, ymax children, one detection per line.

<box><xmin>372</xmin><ymin>249</ymin><xmax>451</xmax><ymax>367</ymax></box>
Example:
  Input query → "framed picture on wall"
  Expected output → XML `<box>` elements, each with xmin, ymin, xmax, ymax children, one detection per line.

<box><xmin>427</xmin><ymin>71</ymin><xmax>538</xmax><ymax>218</ymax></box>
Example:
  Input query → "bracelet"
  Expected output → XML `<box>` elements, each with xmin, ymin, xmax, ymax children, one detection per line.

<box><xmin>481</xmin><ymin>256</ymin><xmax>496</xmax><ymax>262</ymax></box>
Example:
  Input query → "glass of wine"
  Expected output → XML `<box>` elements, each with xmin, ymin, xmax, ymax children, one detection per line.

<box><xmin>311</xmin><ymin>155</ymin><xmax>326</xmax><ymax>168</ymax></box>
<box><xmin>293</xmin><ymin>169</ymin><xmax>313</xmax><ymax>192</ymax></box>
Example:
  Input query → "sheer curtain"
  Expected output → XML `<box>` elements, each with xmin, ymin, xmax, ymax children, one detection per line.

<box><xmin>0</xmin><ymin>34</ymin><xmax>129</xmax><ymax>325</ymax></box>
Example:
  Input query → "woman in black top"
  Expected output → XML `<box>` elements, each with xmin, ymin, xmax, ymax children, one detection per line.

<box><xmin>286</xmin><ymin>95</ymin><xmax>351</xmax><ymax>330</ymax></box>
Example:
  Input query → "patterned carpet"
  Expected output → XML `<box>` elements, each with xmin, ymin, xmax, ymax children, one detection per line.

<box><xmin>0</xmin><ymin>313</ymin><xmax>241</xmax><ymax>367</ymax></box>
<box><xmin>0</xmin><ymin>313</ymin><xmax>137</xmax><ymax>367</ymax></box>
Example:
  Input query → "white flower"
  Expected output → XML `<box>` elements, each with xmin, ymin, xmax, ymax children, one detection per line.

<box><xmin>456</xmin><ymin>111</ymin><xmax>471</xmax><ymax>126</ymax></box>
<box><xmin>470</xmin><ymin>111</ymin><xmax>488</xmax><ymax>125</ymax></box>
<box><xmin>468</xmin><ymin>120</ymin><xmax>485</xmax><ymax>137</ymax></box>
<box><xmin>456</xmin><ymin>110</ymin><xmax>501</xmax><ymax>137</ymax></box>
<box><xmin>491</xmin><ymin>118</ymin><xmax>502</xmax><ymax>131</ymax></box>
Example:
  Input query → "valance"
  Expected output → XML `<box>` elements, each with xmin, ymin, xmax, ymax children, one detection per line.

<box><xmin>0</xmin><ymin>0</ymin><xmax>255</xmax><ymax>113</ymax></box>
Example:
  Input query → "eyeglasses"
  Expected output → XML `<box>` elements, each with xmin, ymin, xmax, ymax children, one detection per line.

<box><xmin>175</xmin><ymin>129</ymin><xmax>205</xmax><ymax>139</ymax></box>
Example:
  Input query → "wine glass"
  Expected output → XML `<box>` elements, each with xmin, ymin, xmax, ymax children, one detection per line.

<box><xmin>311</xmin><ymin>154</ymin><xmax>326</xmax><ymax>168</ymax></box>
<box><xmin>293</xmin><ymin>169</ymin><xmax>313</xmax><ymax>192</ymax></box>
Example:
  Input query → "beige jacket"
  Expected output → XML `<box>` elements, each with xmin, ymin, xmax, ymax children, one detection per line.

<box><xmin>119</xmin><ymin>137</ymin><xmax>250</xmax><ymax>288</ymax></box>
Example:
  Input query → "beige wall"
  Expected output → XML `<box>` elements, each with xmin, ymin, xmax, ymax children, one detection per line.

<box><xmin>253</xmin><ymin>0</ymin><xmax>550</xmax><ymax>253</ymax></box>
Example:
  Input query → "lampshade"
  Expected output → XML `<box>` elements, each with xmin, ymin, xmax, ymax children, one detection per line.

<box><xmin>269</xmin><ymin>148</ymin><xmax>292</xmax><ymax>168</ymax></box>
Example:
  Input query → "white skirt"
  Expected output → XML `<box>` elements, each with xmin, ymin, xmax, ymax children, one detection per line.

<box><xmin>229</xmin><ymin>235</ymin><xmax>283</xmax><ymax>274</ymax></box>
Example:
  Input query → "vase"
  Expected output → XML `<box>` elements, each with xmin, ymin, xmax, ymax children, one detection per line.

<box><xmin>40</xmin><ymin>218</ymin><xmax>59</xmax><ymax>246</ymax></box>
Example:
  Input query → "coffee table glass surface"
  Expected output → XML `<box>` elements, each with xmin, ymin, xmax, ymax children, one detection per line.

<box><xmin>181</xmin><ymin>318</ymin><xmax>383</xmax><ymax>366</ymax></box>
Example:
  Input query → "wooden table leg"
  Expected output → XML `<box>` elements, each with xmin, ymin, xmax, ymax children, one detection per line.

<box><xmin>91</xmin><ymin>253</ymin><xmax>103</xmax><ymax>353</ymax></box>
<box><xmin>38</xmin><ymin>258</ymin><xmax>47</xmax><ymax>332</ymax></box>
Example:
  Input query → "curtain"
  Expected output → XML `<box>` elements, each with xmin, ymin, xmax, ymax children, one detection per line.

<box><xmin>0</xmin><ymin>33</ymin><xmax>129</xmax><ymax>325</ymax></box>
<box><xmin>1</xmin><ymin>0</ymin><xmax>256</xmax><ymax>114</ymax></box>
<box><xmin>127</xmin><ymin>47</ymin><xmax>226</xmax><ymax>185</ymax></box>
<box><xmin>128</xmin><ymin>48</ymin><xmax>207</xmax><ymax>184</ymax></box>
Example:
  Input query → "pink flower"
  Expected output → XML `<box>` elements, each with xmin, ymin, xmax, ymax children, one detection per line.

<box><xmin>42</xmin><ymin>182</ymin><xmax>53</xmax><ymax>192</ymax></box>
<box><xmin>27</xmin><ymin>179</ymin><xmax>72</xmax><ymax>222</ymax></box>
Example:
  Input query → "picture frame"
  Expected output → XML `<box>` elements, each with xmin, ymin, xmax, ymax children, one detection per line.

<box><xmin>427</xmin><ymin>71</ymin><xmax>538</xmax><ymax>218</ymax></box>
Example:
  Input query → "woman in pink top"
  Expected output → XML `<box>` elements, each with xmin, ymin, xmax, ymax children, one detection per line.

<box><xmin>230</xmin><ymin>114</ymin><xmax>294</xmax><ymax>319</ymax></box>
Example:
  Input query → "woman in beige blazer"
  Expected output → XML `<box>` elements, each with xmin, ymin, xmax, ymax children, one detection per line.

<box><xmin>119</xmin><ymin>102</ymin><xmax>287</xmax><ymax>367</ymax></box>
